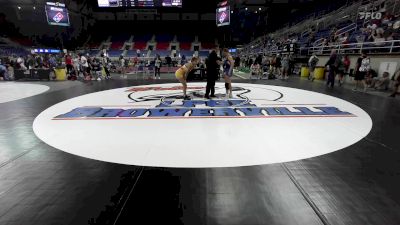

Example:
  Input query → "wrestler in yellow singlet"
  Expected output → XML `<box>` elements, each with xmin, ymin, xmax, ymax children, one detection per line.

<box><xmin>175</xmin><ymin>57</ymin><xmax>199</xmax><ymax>100</ymax></box>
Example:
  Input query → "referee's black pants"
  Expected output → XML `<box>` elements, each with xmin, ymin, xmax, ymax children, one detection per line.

<box><xmin>205</xmin><ymin>76</ymin><xmax>216</xmax><ymax>97</ymax></box>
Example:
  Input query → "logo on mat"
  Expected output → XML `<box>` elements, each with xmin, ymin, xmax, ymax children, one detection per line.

<box><xmin>53</xmin><ymin>85</ymin><xmax>355</xmax><ymax>120</ymax></box>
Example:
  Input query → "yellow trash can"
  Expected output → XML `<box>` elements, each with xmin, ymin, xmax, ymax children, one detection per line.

<box><xmin>54</xmin><ymin>68</ymin><xmax>66</xmax><ymax>81</ymax></box>
<box><xmin>301</xmin><ymin>66</ymin><xmax>309</xmax><ymax>77</ymax></box>
<box><xmin>314</xmin><ymin>67</ymin><xmax>325</xmax><ymax>80</ymax></box>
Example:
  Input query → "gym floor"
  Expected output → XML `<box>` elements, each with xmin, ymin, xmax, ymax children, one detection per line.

<box><xmin>0</xmin><ymin>74</ymin><xmax>399</xmax><ymax>225</ymax></box>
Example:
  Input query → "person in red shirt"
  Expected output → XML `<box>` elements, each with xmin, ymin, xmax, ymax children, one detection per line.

<box><xmin>65</xmin><ymin>53</ymin><xmax>73</xmax><ymax>75</ymax></box>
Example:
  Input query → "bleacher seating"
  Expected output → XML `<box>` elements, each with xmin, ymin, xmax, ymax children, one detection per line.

<box><xmin>177</xmin><ymin>35</ymin><xmax>194</xmax><ymax>43</ymax></box>
<box><xmin>156</xmin><ymin>34</ymin><xmax>174</xmax><ymax>42</ymax></box>
<box><xmin>0</xmin><ymin>46</ymin><xmax>29</xmax><ymax>56</ymax></box>
<box><xmin>86</xmin><ymin>34</ymin><xmax>108</xmax><ymax>49</ymax></box>
<box><xmin>89</xmin><ymin>50</ymin><xmax>100</xmax><ymax>57</ymax></box>
<box><xmin>110</xmin><ymin>42</ymin><xmax>125</xmax><ymax>50</ymax></box>
<box><xmin>108</xmin><ymin>50</ymin><xmax>124</xmax><ymax>57</ymax></box>
<box><xmin>179</xmin><ymin>50</ymin><xmax>194</xmax><ymax>57</ymax></box>
<box><xmin>126</xmin><ymin>50</ymin><xmax>138</xmax><ymax>57</ymax></box>
<box><xmin>156</xmin><ymin>42</ymin><xmax>170</xmax><ymax>50</ymax></box>
<box><xmin>198</xmin><ymin>51</ymin><xmax>209</xmax><ymax>57</ymax></box>
<box><xmin>88</xmin><ymin>42</ymin><xmax>101</xmax><ymax>49</ymax></box>
<box><xmin>179</xmin><ymin>42</ymin><xmax>191</xmax><ymax>50</ymax></box>
<box><xmin>134</xmin><ymin>42</ymin><xmax>147</xmax><ymax>50</ymax></box>
<box><xmin>84</xmin><ymin>34</ymin><xmax>218</xmax><ymax>57</ymax></box>
<box><xmin>152</xmin><ymin>50</ymin><xmax>170</xmax><ymax>57</ymax></box>
<box><xmin>201</xmin><ymin>42</ymin><xmax>215</xmax><ymax>50</ymax></box>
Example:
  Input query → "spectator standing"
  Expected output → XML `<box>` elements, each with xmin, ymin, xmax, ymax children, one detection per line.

<box><xmin>334</xmin><ymin>54</ymin><xmax>344</xmax><ymax>86</ymax></box>
<box><xmin>80</xmin><ymin>53</ymin><xmax>90</xmax><ymax>79</ymax></box>
<box><xmin>274</xmin><ymin>54</ymin><xmax>282</xmax><ymax>77</ymax></box>
<box><xmin>308</xmin><ymin>53</ymin><xmax>319</xmax><ymax>81</ymax></box>
<box><xmin>248</xmin><ymin>58</ymin><xmax>253</xmax><ymax>68</ymax></box>
<box><xmin>73</xmin><ymin>54</ymin><xmax>80</xmax><ymax>77</ymax></box>
<box><xmin>65</xmin><ymin>54</ymin><xmax>73</xmax><ymax>75</ymax></box>
<box><xmin>281</xmin><ymin>54</ymin><xmax>290</xmax><ymax>80</ymax></box>
<box><xmin>101</xmin><ymin>54</ymin><xmax>111</xmax><ymax>79</ymax></box>
<box><xmin>255</xmin><ymin>55</ymin><xmax>263</xmax><ymax>65</ymax></box>
<box><xmin>48</xmin><ymin>54</ymin><xmax>57</xmax><ymax>69</ymax></box>
<box><xmin>234</xmin><ymin>56</ymin><xmax>240</xmax><ymax>68</ymax></box>
<box><xmin>16</xmin><ymin>55</ymin><xmax>27</xmax><ymax>70</ymax></box>
<box><xmin>119</xmin><ymin>55</ymin><xmax>126</xmax><ymax>78</ymax></box>
<box><xmin>165</xmin><ymin>55</ymin><xmax>172</xmax><ymax>72</ymax></box>
<box><xmin>270</xmin><ymin>56</ymin><xmax>276</xmax><ymax>74</ymax></box>
<box><xmin>325</xmin><ymin>50</ymin><xmax>338</xmax><ymax>88</ymax></box>
<box><xmin>27</xmin><ymin>55</ymin><xmax>35</xmax><ymax>70</ymax></box>
<box><xmin>91</xmin><ymin>58</ymin><xmax>102</xmax><ymax>81</ymax></box>
<box><xmin>35</xmin><ymin>54</ymin><xmax>43</xmax><ymax>68</ymax></box>
<box><xmin>154</xmin><ymin>54</ymin><xmax>162</xmax><ymax>79</ymax></box>
<box><xmin>353</xmin><ymin>52</ymin><xmax>370</xmax><ymax>92</ymax></box>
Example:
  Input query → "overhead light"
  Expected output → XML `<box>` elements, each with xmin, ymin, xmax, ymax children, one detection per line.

<box><xmin>245</xmin><ymin>7</ymin><xmax>248</xmax><ymax>11</ymax></box>
<box><xmin>231</xmin><ymin>10</ymin><xmax>233</xmax><ymax>13</ymax></box>
<box><xmin>17</xmin><ymin>6</ymin><xmax>21</xmax><ymax>10</ymax></box>
<box><xmin>33</xmin><ymin>6</ymin><xmax>36</xmax><ymax>10</ymax></box>
<box><xmin>259</xmin><ymin>7</ymin><xmax>262</xmax><ymax>10</ymax></box>
<box><xmin>255</xmin><ymin>10</ymin><xmax>258</xmax><ymax>13</ymax></box>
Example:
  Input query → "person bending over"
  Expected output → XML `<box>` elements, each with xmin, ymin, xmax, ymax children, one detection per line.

<box><xmin>175</xmin><ymin>57</ymin><xmax>199</xmax><ymax>100</ymax></box>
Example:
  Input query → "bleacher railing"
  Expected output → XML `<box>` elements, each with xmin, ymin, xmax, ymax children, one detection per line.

<box><xmin>305</xmin><ymin>40</ymin><xmax>400</xmax><ymax>55</ymax></box>
<box><xmin>254</xmin><ymin>40</ymin><xmax>400</xmax><ymax>56</ymax></box>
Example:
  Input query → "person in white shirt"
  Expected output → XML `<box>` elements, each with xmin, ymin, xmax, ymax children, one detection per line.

<box><xmin>119</xmin><ymin>55</ymin><xmax>127</xmax><ymax>78</ymax></box>
<box><xmin>17</xmin><ymin>56</ymin><xmax>27</xmax><ymax>70</ymax></box>
<box><xmin>79</xmin><ymin>54</ymin><xmax>89</xmax><ymax>77</ymax></box>
<box><xmin>73</xmin><ymin>54</ymin><xmax>80</xmax><ymax>77</ymax></box>
<box><xmin>308</xmin><ymin>53</ymin><xmax>319</xmax><ymax>81</ymax></box>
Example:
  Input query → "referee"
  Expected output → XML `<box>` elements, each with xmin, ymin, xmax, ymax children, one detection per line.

<box><xmin>205</xmin><ymin>46</ymin><xmax>221</xmax><ymax>99</ymax></box>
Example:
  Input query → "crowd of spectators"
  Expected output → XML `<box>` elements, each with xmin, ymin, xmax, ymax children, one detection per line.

<box><xmin>306</xmin><ymin>49</ymin><xmax>400</xmax><ymax>97</ymax></box>
<box><xmin>255</xmin><ymin>10</ymin><xmax>400</xmax><ymax>56</ymax></box>
<box><xmin>0</xmin><ymin>51</ymin><xmax>212</xmax><ymax>81</ymax></box>
<box><xmin>316</xmin><ymin>12</ymin><xmax>400</xmax><ymax>53</ymax></box>
<box><xmin>0</xmin><ymin>54</ymin><xmax>61</xmax><ymax>80</ymax></box>
<box><xmin>240</xmin><ymin>53</ymin><xmax>296</xmax><ymax>80</ymax></box>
